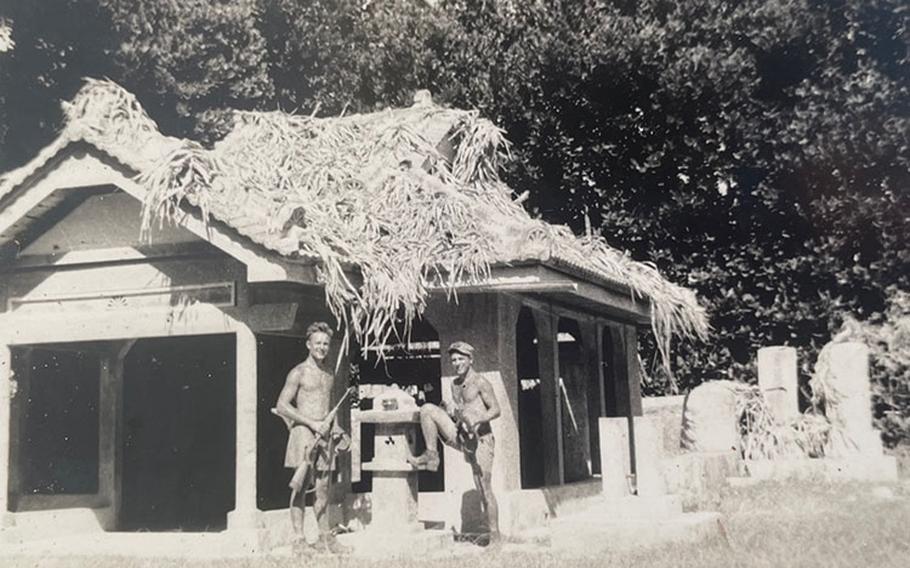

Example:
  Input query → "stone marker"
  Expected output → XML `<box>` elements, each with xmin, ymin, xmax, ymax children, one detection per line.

<box><xmin>820</xmin><ymin>342</ymin><xmax>884</xmax><ymax>456</ymax></box>
<box><xmin>599</xmin><ymin>416</ymin><xmax>666</xmax><ymax>498</ymax></box>
<box><xmin>680</xmin><ymin>380</ymin><xmax>740</xmax><ymax>454</ymax></box>
<box><xmin>599</xmin><ymin>417</ymin><xmax>632</xmax><ymax>499</ymax></box>
<box><xmin>757</xmin><ymin>346</ymin><xmax>799</xmax><ymax>423</ymax></box>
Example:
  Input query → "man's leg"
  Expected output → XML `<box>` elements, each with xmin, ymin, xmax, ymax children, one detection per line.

<box><xmin>289</xmin><ymin>462</ymin><xmax>310</xmax><ymax>543</ymax></box>
<box><xmin>312</xmin><ymin>470</ymin><xmax>350</xmax><ymax>554</ymax></box>
<box><xmin>313</xmin><ymin>471</ymin><xmax>330</xmax><ymax>536</ymax></box>
<box><xmin>408</xmin><ymin>403</ymin><xmax>458</xmax><ymax>471</ymax></box>
<box><xmin>479</xmin><ymin>470</ymin><xmax>500</xmax><ymax>542</ymax></box>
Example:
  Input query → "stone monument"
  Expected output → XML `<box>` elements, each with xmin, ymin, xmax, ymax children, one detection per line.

<box><xmin>818</xmin><ymin>342</ymin><xmax>885</xmax><ymax>457</ymax></box>
<box><xmin>757</xmin><ymin>346</ymin><xmax>799</xmax><ymax>422</ymax></box>
<box><xmin>680</xmin><ymin>380</ymin><xmax>740</xmax><ymax>453</ymax></box>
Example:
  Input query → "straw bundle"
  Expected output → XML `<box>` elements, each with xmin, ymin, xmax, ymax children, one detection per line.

<box><xmin>735</xmin><ymin>383</ymin><xmax>832</xmax><ymax>460</ymax></box>
<box><xmin>59</xmin><ymin>78</ymin><xmax>708</xmax><ymax>365</ymax></box>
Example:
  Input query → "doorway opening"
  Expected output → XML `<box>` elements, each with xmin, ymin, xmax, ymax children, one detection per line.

<box><xmin>119</xmin><ymin>334</ymin><xmax>236</xmax><ymax>531</ymax></box>
<box><xmin>516</xmin><ymin>307</ymin><xmax>545</xmax><ymax>489</ymax></box>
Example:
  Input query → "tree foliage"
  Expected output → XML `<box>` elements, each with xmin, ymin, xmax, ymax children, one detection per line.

<box><xmin>0</xmin><ymin>1</ymin><xmax>907</xmax><ymax>431</ymax></box>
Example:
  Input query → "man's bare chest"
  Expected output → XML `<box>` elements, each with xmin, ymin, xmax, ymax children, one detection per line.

<box><xmin>295</xmin><ymin>363</ymin><xmax>332</xmax><ymax>395</ymax></box>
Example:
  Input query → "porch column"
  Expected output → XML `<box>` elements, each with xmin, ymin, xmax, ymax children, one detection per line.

<box><xmin>228</xmin><ymin>325</ymin><xmax>260</xmax><ymax>529</ymax></box>
<box><xmin>0</xmin><ymin>344</ymin><xmax>11</xmax><ymax>521</ymax></box>
<box><xmin>535</xmin><ymin>311</ymin><xmax>564</xmax><ymax>485</ymax></box>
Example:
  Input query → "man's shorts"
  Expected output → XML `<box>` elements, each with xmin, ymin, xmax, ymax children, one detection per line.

<box><xmin>459</xmin><ymin>432</ymin><xmax>494</xmax><ymax>475</ymax></box>
<box><xmin>285</xmin><ymin>425</ymin><xmax>334</xmax><ymax>471</ymax></box>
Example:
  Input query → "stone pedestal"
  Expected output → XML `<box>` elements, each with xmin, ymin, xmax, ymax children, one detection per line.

<box><xmin>824</xmin><ymin>342</ymin><xmax>884</xmax><ymax>456</ymax></box>
<box><xmin>358</xmin><ymin>388</ymin><xmax>421</xmax><ymax>532</ymax></box>
<box><xmin>757</xmin><ymin>346</ymin><xmax>799</xmax><ymax>422</ymax></box>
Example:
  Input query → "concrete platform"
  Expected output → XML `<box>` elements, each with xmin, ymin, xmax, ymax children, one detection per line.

<box><xmin>546</xmin><ymin>510</ymin><xmax>725</xmax><ymax>553</ymax></box>
<box><xmin>0</xmin><ymin>531</ymin><xmax>267</xmax><ymax>559</ymax></box>
<box><xmin>334</xmin><ymin>528</ymin><xmax>477</xmax><ymax>559</ymax></box>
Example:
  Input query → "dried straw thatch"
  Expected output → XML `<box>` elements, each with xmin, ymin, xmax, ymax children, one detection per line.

<box><xmin>12</xmin><ymin>78</ymin><xmax>709</xmax><ymax>365</ymax></box>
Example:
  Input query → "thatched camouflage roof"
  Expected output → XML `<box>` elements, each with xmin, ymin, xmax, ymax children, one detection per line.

<box><xmin>0</xmin><ymin>79</ymin><xmax>708</xmax><ymax>368</ymax></box>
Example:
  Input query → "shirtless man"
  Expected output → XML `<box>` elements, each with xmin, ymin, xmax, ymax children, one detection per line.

<box><xmin>275</xmin><ymin>322</ymin><xmax>349</xmax><ymax>554</ymax></box>
<box><xmin>408</xmin><ymin>341</ymin><xmax>502</xmax><ymax>542</ymax></box>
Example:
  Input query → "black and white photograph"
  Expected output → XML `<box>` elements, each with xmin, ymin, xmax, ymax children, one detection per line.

<box><xmin>0</xmin><ymin>1</ymin><xmax>907</xmax><ymax>566</ymax></box>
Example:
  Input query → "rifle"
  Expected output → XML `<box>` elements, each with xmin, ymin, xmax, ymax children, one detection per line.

<box><xmin>272</xmin><ymin>386</ymin><xmax>355</xmax><ymax>537</ymax></box>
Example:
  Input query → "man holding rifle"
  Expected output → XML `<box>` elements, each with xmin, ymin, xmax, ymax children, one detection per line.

<box><xmin>274</xmin><ymin>321</ymin><xmax>351</xmax><ymax>554</ymax></box>
<box><xmin>408</xmin><ymin>341</ymin><xmax>502</xmax><ymax>544</ymax></box>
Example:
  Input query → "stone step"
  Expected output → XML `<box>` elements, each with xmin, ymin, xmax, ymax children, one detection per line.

<box><xmin>566</xmin><ymin>495</ymin><xmax>684</xmax><ymax>520</ymax></box>
<box><xmin>335</xmin><ymin>528</ymin><xmax>468</xmax><ymax>559</ymax></box>
<box><xmin>746</xmin><ymin>456</ymin><xmax>898</xmax><ymax>482</ymax></box>
<box><xmin>547</xmin><ymin>511</ymin><xmax>725</xmax><ymax>554</ymax></box>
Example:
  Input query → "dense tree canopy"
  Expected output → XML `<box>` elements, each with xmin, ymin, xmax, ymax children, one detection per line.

<box><xmin>1</xmin><ymin>1</ymin><xmax>907</xmax><ymax>423</ymax></box>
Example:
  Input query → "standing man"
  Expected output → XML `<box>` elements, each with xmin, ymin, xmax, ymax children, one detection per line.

<box><xmin>275</xmin><ymin>321</ymin><xmax>350</xmax><ymax>554</ymax></box>
<box><xmin>408</xmin><ymin>341</ymin><xmax>501</xmax><ymax>543</ymax></box>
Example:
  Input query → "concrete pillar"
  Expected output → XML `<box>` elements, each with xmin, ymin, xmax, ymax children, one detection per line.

<box><xmin>825</xmin><ymin>342</ymin><xmax>883</xmax><ymax>456</ymax></box>
<box><xmin>228</xmin><ymin>326</ymin><xmax>260</xmax><ymax>529</ymax></box>
<box><xmin>535</xmin><ymin>312</ymin><xmax>564</xmax><ymax>485</ymax></box>
<box><xmin>624</xmin><ymin>326</ymin><xmax>643</xmax><ymax>417</ymax></box>
<box><xmin>757</xmin><ymin>346</ymin><xmax>799</xmax><ymax>422</ymax></box>
<box><xmin>599</xmin><ymin>417</ymin><xmax>632</xmax><ymax>499</ymax></box>
<box><xmin>97</xmin><ymin>355</ymin><xmax>118</xmax><ymax>529</ymax></box>
<box><xmin>599</xmin><ymin>416</ymin><xmax>665</xmax><ymax>497</ymax></box>
<box><xmin>0</xmin><ymin>344</ymin><xmax>11</xmax><ymax>520</ymax></box>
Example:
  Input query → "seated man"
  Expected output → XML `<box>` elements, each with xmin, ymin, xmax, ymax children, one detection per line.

<box><xmin>408</xmin><ymin>341</ymin><xmax>502</xmax><ymax>542</ymax></box>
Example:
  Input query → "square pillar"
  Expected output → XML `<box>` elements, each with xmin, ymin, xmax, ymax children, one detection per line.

<box><xmin>228</xmin><ymin>326</ymin><xmax>260</xmax><ymax>529</ymax></box>
<box><xmin>96</xmin><ymin>354</ymin><xmax>119</xmax><ymax>529</ymax></box>
<box><xmin>757</xmin><ymin>346</ymin><xmax>799</xmax><ymax>422</ymax></box>
<box><xmin>534</xmin><ymin>311</ymin><xmax>564</xmax><ymax>485</ymax></box>
<box><xmin>0</xmin><ymin>344</ymin><xmax>10</xmax><ymax>521</ymax></box>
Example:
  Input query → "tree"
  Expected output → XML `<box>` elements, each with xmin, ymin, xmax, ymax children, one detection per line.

<box><xmin>0</xmin><ymin>0</ymin><xmax>907</xmax><ymax>416</ymax></box>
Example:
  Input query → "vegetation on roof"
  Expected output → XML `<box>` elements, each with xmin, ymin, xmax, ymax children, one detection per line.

<box><xmin>57</xmin><ymin>78</ymin><xmax>708</xmax><ymax>367</ymax></box>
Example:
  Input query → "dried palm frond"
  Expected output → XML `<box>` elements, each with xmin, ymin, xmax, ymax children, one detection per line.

<box><xmin>57</xmin><ymin>78</ymin><xmax>708</xmax><ymax>368</ymax></box>
<box><xmin>734</xmin><ymin>382</ymin><xmax>833</xmax><ymax>460</ymax></box>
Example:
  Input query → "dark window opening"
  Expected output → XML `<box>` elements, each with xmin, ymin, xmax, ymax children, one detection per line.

<box><xmin>517</xmin><ymin>307</ymin><xmax>545</xmax><ymax>489</ymax></box>
<box><xmin>14</xmin><ymin>346</ymin><xmax>101</xmax><ymax>496</ymax></box>
<box><xmin>558</xmin><ymin>318</ymin><xmax>592</xmax><ymax>483</ymax></box>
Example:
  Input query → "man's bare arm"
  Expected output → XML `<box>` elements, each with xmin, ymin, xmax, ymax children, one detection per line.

<box><xmin>473</xmin><ymin>379</ymin><xmax>501</xmax><ymax>426</ymax></box>
<box><xmin>275</xmin><ymin>372</ymin><xmax>322</xmax><ymax>431</ymax></box>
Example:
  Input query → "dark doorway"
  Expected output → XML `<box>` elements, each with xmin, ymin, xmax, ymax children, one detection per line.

<box><xmin>516</xmin><ymin>307</ymin><xmax>545</xmax><ymax>489</ymax></box>
<box><xmin>558</xmin><ymin>318</ymin><xmax>591</xmax><ymax>483</ymax></box>
<box><xmin>120</xmin><ymin>334</ymin><xmax>236</xmax><ymax>531</ymax></box>
<box><xmin>13</xmin><ymin>346</ymin><xmax>101</xmax><ymax>499</ymax></box>
<box><xmin>256</xmin><ymin>333</ymin><xmax>308</xmax><ymax>511</ymax></box>
<box><xmin>601</xmin><ymin>327</ymin><xmax>619</xmax><ymax>417</ymax></box>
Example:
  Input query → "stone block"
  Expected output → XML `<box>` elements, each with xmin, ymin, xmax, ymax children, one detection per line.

<box><xmin>642</xmin><ymin>395</ymin><xmax>686</xmax><ymax>457</ymax></box>
<box><xmin>757</xmin><ymin>346</ymin><xmax>799</xmax><ymax>422</ymax></box>
<box><xmin>681</xmin><ymin>381</ymin><xmax>740</xmax><ymax>453</ymax></box>
<box><xmin>821</xmin><ymin>342</ymin><xmax>884</xmax><ymax>456</ymax></box>
<box><xmin>598</xmin><ymin>416</ymin><xmax>666</xmax><ymax>497</ymax></box>
<box><xmin>662</xmin><ymin>451</ymin><xmax>745</xmax><ymax>497</ymax></box>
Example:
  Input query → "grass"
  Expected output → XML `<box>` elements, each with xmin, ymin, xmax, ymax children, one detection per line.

<box><xmin>6</xmin><ymin>478</ymin><xmax>910</xmax><ymax>568</ymax></box>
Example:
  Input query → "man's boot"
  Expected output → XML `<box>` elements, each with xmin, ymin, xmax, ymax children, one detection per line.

<box><xmin>292</xmin><ymin>537</ymin><xmax>316</xmax><ymax>555</ymax></box>
<box><xmin>407</xmin><ymin>449</ymin><xmax>440</xmax><ymax>472</ymax></box>
<box><xmin>316</xmin><ymin>533</ymin><xmax>352</xmax><ymax>555</ymax></box>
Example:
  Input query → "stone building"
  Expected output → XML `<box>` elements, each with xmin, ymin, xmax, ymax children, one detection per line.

<box><xmin>0</xmin><ymin>80</ymin><xmax>705</xmax><ymax>545</ymax></box>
